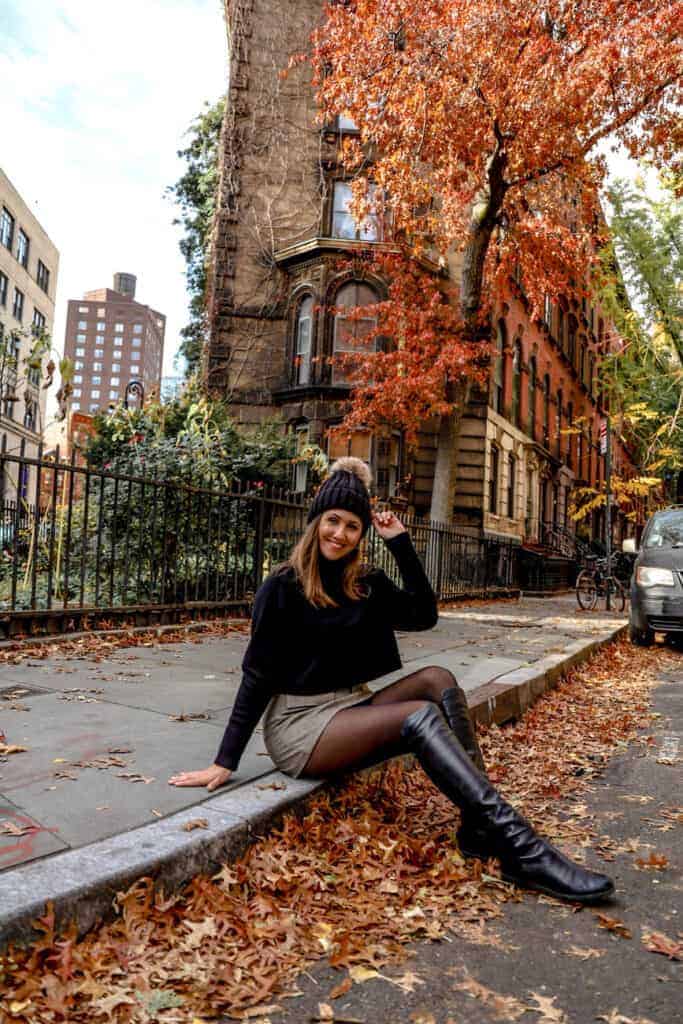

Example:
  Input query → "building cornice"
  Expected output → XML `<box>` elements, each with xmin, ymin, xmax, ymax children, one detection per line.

<box><xmin>273</xmin><ymin>236</ymin><xmax>444</xmax><ymax>276</ymax></box>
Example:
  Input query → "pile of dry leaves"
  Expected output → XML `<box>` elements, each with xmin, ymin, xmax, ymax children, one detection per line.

<box><xmin>0</xmin><ymin>640</ymin><xmax>678</xmax><ymax>1023</ymax></box>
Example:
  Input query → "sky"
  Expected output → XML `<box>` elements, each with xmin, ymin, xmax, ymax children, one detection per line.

<box><xmin>0</xmin><ymin>0</ymin><xmax>227</xmax><ymax>388</ymax></box>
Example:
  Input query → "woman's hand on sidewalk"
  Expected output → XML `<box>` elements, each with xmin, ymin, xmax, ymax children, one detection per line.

<box><xmin>168</xmin><ymin>764</ymin><xmax>232</xmax><ymax>792</ymax></box>
<box><xmin>372</xmin><ymin>509</ymin><xmax>407</xmax><ymax>541</ymax></box>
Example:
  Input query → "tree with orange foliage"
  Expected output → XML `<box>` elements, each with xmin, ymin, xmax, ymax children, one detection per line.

<box><xmin>311</xmin><ymin>0</ymin><xmax>681</xmax><ymax>521</ymax></box>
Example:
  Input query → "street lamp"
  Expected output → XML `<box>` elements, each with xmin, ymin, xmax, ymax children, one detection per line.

<box><xmin>124</xmin><ymin>379</ymin><xmax>145</xmax><ymax>410</ymax></box>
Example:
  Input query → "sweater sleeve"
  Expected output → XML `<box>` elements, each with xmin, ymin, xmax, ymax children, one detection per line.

<box><xmin>372</xmin><ymin>531</ymin><xmax>438</xmax><ymax>631</ymax></box>
<box><xmin>214</xmin><ymin>574</ymin><xmax>284</xmax><ymax>771</ymax></box>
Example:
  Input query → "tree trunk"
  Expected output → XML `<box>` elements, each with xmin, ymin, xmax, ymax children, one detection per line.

<box><xmin>430</xmin><ymin>379</ymin><xmax>471</xmax><ymax>523</ymax></box>
<box><xmin>429</xmin><ymin>141</ymin><xmax>508</xmax><ymax>524</ymax></box>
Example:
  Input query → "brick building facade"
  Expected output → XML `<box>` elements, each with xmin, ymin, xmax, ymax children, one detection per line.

<box><xmin>64</xmin><ymin>273</ymin><xmax>165</xmax><ymax>415</ymax></box>
<box><xmin>205</xmin><ymin>0</ymin><xmax>635</xmax><ymax>555</ymax></box>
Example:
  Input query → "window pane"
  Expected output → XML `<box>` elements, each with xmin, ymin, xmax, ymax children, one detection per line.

<box><xmin>332</xmin><ymin>182</ymin><xmax>380</xmax><ymax>241</ymax></box>
<box><xmin>1</xmin><ymin>207</ymin><xmax>15</xmax><ymax>249</ymax></box>
<box><xmin>17</xmin><ymin>229</ymin><xmax>30</xmax><ymax>267</ymax></box>
<box><xmin>332</xmin><ymin>283</ymin><xmax>379</xmax><ymax>385</ymax></box>
<box><xmin>36</xmin><ymin>260</ymin><xmax>50</xmax><ymax>293</ymax></box>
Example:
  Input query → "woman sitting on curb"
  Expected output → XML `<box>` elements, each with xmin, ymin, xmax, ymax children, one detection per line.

<box><xmin>169</xmin><ymin>456</ymin><xmax>614</xmax><ymax>904</ymax></box>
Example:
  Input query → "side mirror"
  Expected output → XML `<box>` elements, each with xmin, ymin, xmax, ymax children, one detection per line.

<box><xmin>622</xmin><ymin>538</ymin><xmax>637</xmax><ymax>554</ymax></box>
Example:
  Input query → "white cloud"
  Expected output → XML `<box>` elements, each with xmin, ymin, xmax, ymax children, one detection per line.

<box><xmin>0</xmin><ymin>0</ymin><xmax>227</xmax><ymax>410</ymax></box>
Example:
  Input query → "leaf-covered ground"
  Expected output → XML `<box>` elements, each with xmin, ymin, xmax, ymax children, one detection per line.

<box><xmin>1</xmin><ymin>639</ymin><xmax>679</xmax><ymax>1023</ymax></box>
<box><xmin>0</xmin><ymin>619</ymin><xmax>251</xmax><ymax>671</ymax></box>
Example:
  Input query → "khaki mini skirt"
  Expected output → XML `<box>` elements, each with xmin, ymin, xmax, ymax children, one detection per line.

<box><xmin>262</xmin><ymin>684</ymin><xmax>374</xmax><ymax>778</ymax></box>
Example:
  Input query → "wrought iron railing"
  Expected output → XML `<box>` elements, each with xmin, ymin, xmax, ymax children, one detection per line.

<box><xmin>0</xmin><ymin>444</ymin><xmax>519</xmax><ymax>622</ymax></box>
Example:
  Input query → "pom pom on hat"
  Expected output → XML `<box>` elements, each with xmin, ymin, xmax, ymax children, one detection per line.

<box><xmin>328</xmin><ymin>455</ymin><xmax>372</xmax><ymax>490</ymax></box>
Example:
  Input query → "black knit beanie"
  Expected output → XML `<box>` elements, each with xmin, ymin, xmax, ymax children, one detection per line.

<box><xmin>307</xmin><ymin>456</ymin><xmax>373</xmax><ymax>535</ymax></box>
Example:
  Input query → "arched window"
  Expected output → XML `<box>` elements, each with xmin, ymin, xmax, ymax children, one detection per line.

<box><xmin>492</xmin><ymin>320</ymin><xmax>505</xmax><ymax>413</ymax></box>
<box><xmin>556</xmin><ymin>389</ymin><xmax>563</xmax><ymax>458</ymax></box>
<box><xmin>332</xmin><ymin>281</ymin><xmax>379</xmax><ymax>385</ymax></box>
<box><xmin>511</xmin><ymin>339</ymin><xmax>522</xmax><ymax>428</ymax></box>
<box><xmin>507</xmin><ymin>453</ymin><xmax>516</xmax><ymax>519</ymax></box>
<box><xmin>543</xmin><ymin>374</ymin><xmax>550</xmax><ymax>445</ymax></box>
<box><xmin>294</xmin><ymin>296</ymin><xmax>313</xmax><ymax>385</ymax></box>
<box><xmin>489</xmin><ymin>444</ymin><xmax>499</xmax><ymax>514</ymax></box>
<box><xmin>528</xmin><ymin>356</ymin><xmax>537</xmax><ymax>440</ymax></box>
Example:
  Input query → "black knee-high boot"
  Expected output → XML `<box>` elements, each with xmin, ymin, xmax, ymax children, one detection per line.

<box><xmin>439</xmin><ymin>686</ymin><xmax>490</xmax><ymax>857</ymax></box>
<box><xmin>401</xmin><ymin>703</ymin><xmax>614</xmax><ymax>903</ymax></box>
<box><xmin>439</xmin><ymin>686</ymin><xmax>485</xmax><ymax>771</ymax></box>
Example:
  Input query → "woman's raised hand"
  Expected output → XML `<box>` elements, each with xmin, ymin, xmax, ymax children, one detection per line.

<box><xmin>371</xmin><ymin>509</ymin><xmax>407</xmax><ymax>541</ymax></box>
<box><xmin>168</xmin><ymin>764</ymin><xmax>232</xmax><ymax>792</ymax></box>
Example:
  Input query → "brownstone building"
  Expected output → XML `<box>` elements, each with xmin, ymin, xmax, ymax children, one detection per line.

<box><xmin>64</xmin><ymin>273</ymin><xmax>165</xmax><ymax>415</ymax></box>
<box><xmin>205</xmin><ymin>0</ymin><xmax>635</xmax><ymax>561</ymax></box>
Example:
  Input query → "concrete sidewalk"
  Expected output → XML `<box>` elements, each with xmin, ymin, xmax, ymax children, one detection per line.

<box><xmin>0</xmin><ymin>595</ymin><xmax>626</xmax><ymax>947</ymax></box>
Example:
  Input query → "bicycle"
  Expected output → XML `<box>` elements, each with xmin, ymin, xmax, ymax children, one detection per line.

<box><xmin>575</xmin><ymin>557</ymin><xmax>627</xmax><ymax>612</ymax></box>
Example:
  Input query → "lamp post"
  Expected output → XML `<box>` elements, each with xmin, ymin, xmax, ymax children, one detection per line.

<box><xmin>124</xmin><ymin>379</ymin><xmax>145</xmax><ymax>410</ymax></box>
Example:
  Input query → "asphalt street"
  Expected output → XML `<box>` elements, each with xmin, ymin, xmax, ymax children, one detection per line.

<box><xmin>262</xmin><ymin>655</ymin><xmax>682</xmax><ymax>1024</ymax></box>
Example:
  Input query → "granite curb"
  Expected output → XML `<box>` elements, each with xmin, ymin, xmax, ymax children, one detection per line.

<box><xmin>0</xmin><ymin>621</ymin><xmax>627</xmax><ymax>951</ymax></box>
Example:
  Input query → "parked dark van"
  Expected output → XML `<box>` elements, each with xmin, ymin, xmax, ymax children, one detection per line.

<box><xmin>624</xmin><ymin>506</ymin><xmax>683</xmax><ymax>645</ymax></box>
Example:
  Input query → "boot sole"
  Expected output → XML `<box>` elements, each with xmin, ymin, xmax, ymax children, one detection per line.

<box><xmin>459</xmin><ymin>844</ymin><xmax>615</xmax><ymax>904</ymax></box>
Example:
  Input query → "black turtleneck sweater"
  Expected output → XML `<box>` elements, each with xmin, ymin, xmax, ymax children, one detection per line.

<box><xmin>214</xmin><ymin>531</ymin><xmax>438</xmax><ymax>771</ymax></box>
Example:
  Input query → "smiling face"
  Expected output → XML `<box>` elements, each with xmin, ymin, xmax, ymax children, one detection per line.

<box><xmin>318</xmin><ymin>508</ymin><xmax>363</xmax><ymax>560</ymax></box>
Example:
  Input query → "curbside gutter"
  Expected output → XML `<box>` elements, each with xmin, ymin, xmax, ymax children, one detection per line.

<box><xmin>0</xmin><ymin>621</ymin><xmax>627</xmax><ymax>951</ymax></box>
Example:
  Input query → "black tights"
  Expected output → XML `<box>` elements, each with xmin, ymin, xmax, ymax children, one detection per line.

<box><xmin>302</xmin><ymin>665</ymin><xmax>459</xmax><ymax>777</ymax></box>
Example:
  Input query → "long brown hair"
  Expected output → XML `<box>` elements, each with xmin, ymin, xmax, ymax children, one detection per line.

<box><xmin>281</xmin><ymin>514</ymin><xmax>368</xmax><ymax>608</ymax></box>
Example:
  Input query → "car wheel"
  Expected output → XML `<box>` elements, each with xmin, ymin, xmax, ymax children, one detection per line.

<box><xmin>629</xmin><ymin>625</ymin><xmax>655</xmax><ymax>647</ymax></box>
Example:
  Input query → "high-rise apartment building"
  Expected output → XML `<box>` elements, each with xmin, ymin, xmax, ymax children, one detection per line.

<box><xmin>0</xmin><ymin>167</ymin><xmax>59</xmax><ymax>481</ymax></box>
<box><xmin>64</xmin><ymin>273</ymin><xmax>165</xmax><ymax>414</ymax></box>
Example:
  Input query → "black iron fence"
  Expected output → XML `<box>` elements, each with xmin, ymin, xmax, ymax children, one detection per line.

<box><xmin>0</xmin><ymin>445</ymin><xmax>518</xmax><ymax>630</ymax></box>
